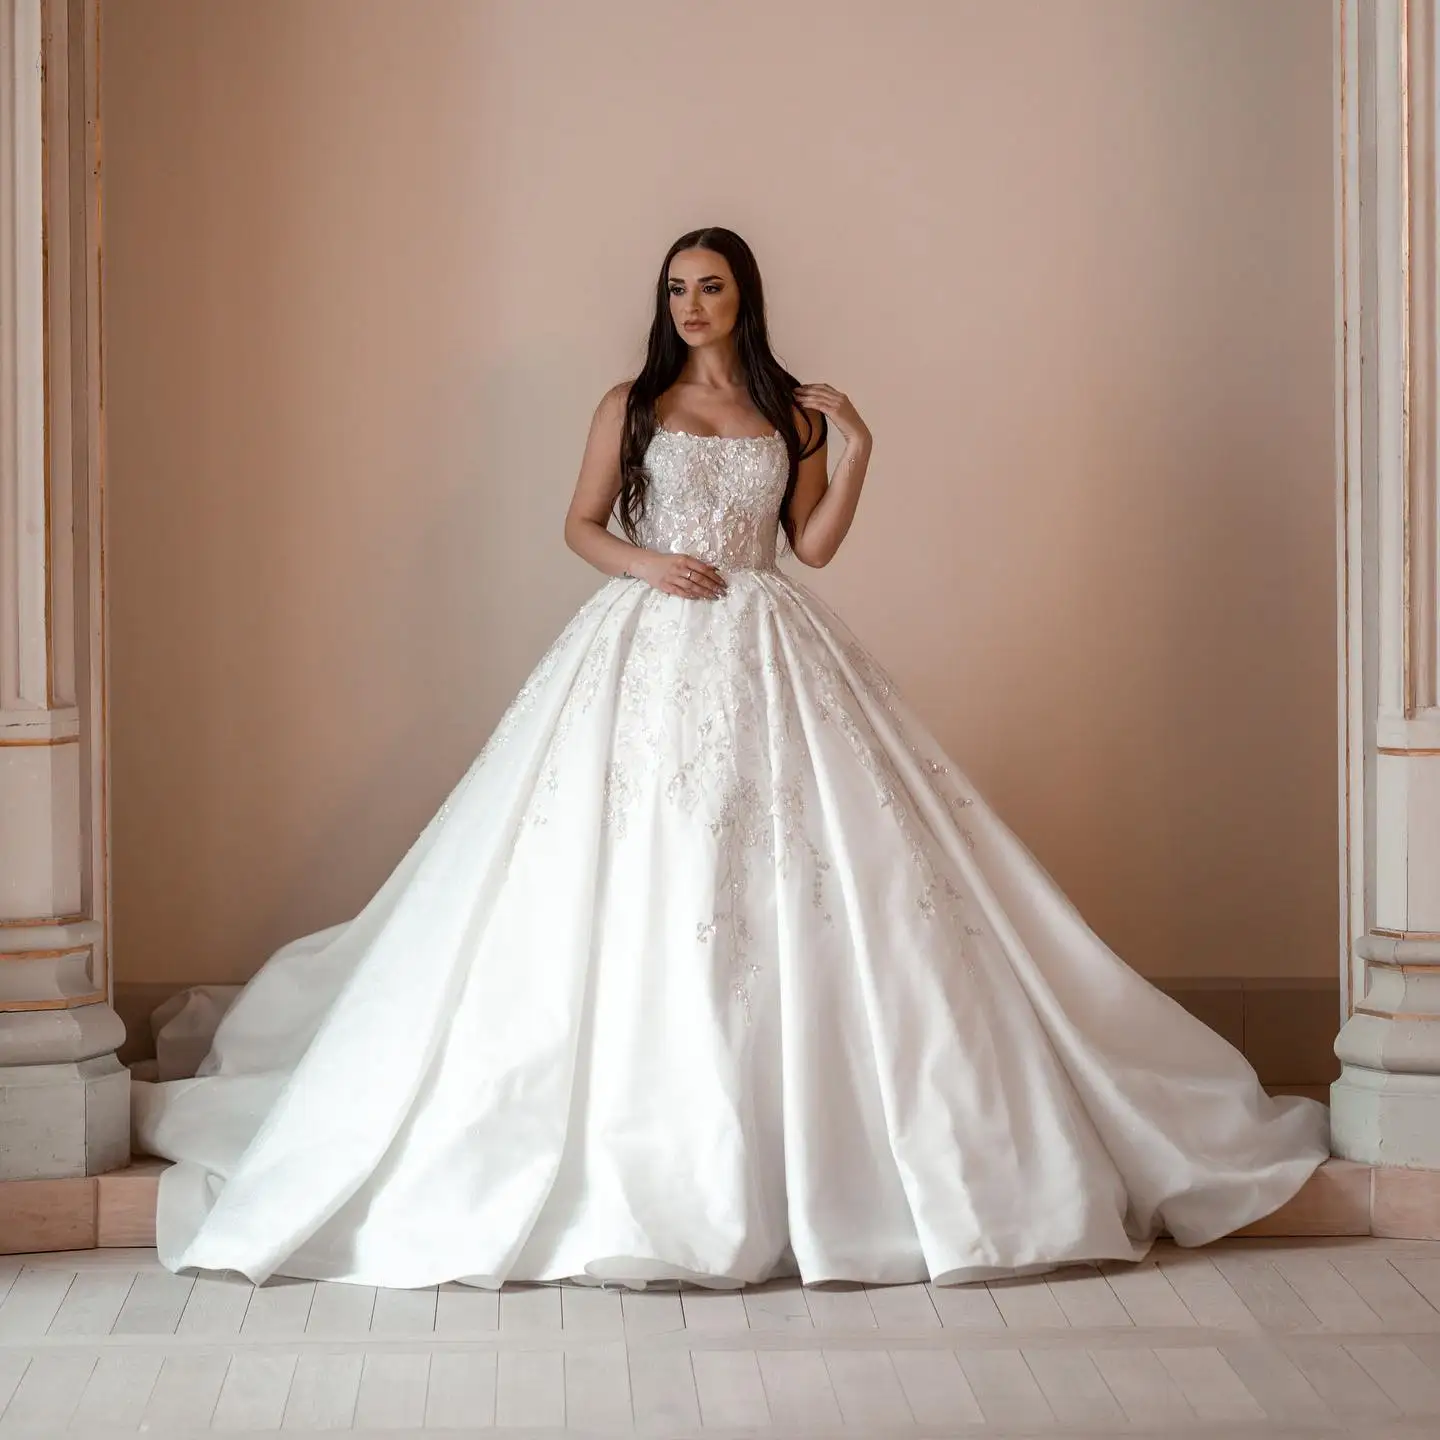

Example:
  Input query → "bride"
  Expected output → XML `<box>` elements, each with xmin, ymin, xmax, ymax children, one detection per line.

<box><xmin>132</xmin><ymin>226</ymin><xmax>1330</xmax><ymax>1291</ymax></box>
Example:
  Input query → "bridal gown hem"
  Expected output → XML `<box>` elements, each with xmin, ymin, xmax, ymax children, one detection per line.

<box><xmin>132</xmin><ymin>426</ymin><xmax>1329</xmax><ymax>1291</ymax></box>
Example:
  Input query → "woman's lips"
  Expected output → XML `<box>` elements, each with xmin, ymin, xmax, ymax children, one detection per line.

<box><xmin>684</xmin><ymin>320</ymin><xmax>708</xmax><ymax>329</ymax></box>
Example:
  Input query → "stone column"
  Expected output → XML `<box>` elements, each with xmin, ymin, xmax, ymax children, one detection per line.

<box><xmin>0</xmin><ymin>0</ymin><xmax>127</xmax><ymax>1179</ymax></box>
<box><xmin>1332</xmin><ymin>0</ymin><xmax>1440</xmax><ymax>1170</ymax></box>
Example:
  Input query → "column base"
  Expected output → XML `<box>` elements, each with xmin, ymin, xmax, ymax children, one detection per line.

<box><xmin>1330</xmin><ymin>1065</ymin><xmax>1440</xmax><ymax>1167</ymax></box>
<box><xmin>0</xmin><ymin>1053</ymin><xmax>130</xmax><ymax>1181</ymax></box>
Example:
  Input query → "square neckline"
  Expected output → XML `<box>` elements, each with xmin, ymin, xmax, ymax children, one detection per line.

<box><xmin>654</xmin><ymin>424</ymin><xmax>784</xmax><ymax>443</ymax></box>
<box><xmin>652</xmin><ymin>403</ymin><xmax>782</xmax><ymax>444</ymax></box>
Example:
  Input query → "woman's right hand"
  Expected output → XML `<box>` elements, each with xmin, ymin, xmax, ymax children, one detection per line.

<box><xmin>631</xmin><ymin>550</ymin><xmax>728</xmax><ymax>600</ymax></box>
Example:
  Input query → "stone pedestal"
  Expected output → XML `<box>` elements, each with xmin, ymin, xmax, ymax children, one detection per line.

<box><xmin>0</xmin><ymin>0</ymin><xmax>126</xmax><ymax>1179</ymax></box>
<box><xmin>1333</xmin><ymin>938</ymin><xmax>1440</xmax><ymax>1166</ymax></box>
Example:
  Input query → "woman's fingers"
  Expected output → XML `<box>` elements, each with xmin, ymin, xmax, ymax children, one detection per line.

<box><xmin>679</xmin><ymin>556</ymin><xmax>727</xmax><ymax>597</ymax></box>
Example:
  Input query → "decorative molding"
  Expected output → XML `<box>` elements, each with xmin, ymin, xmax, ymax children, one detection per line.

<box><xmin>1407</xmin><ymin>0</ymin><xmax>1439</xmax><ymax>713</ymax></box>
<box><xmin>0</xmin><ymin>0</ymin><xmax>50</xmax><ymax>718</ymax></box>
<box><xmin>1377</xmin><ymin>707</ymin><xmax>1440</xmax><ymax>745</ymax></box>
<box><xmin>1338</xmin><ymin>0</ymin><xmax>1363</xmax><ymax>1016</ymax></box>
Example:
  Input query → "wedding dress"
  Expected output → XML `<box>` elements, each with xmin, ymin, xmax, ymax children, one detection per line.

<box><xmin>131</xmin><ymin>425</ymin><xmax>1330</xmax><ymax>1290</ymax></box>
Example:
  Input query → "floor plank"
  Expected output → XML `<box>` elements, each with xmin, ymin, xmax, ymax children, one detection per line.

<box><xmin>757</xmin><ymin>1348</ymin><xmax>843</xmax><ymax>1426</ymax></box>
<box><xmin>620</xmin><ymin>1286</ymin><xmax>686</xmax><ymax>1335</ymax></box>
<box><xmin>1331</xmin><ymin>1254</ymin><xmax>1440</xmax><ymax>1329</ymax></box>
<box><xmin>210</xmin><ymin>1350</ymin><xmax>299</xmax><ymax>1432</ymax></box>
<box><xmin>0</xmin><ymin>1353</ymin><xmax>28</xmax><ymax>1426</ymax></box>
<box><xmin>1155</xmin><ymin>1344</ymin><xmax>1267</xmax><ymax>1422</ymax></box>
<box><xmin>44</xmin><ymin>1268</ymin><xmax>135</xmax><ymax>1336</ymax></box>
<box><xmin>927</xmin><ymin>1279</ymin><xmax>1006</xmax><ymax>1329</ymax></box>
<box><xmin>690</xmin><ymin>1348</ymin><xmax>770</xmax><ymax>1426</ymax></box>
<box><xmin>0</xmin><ymin>1269</ymin><xmax>74</xmax><ymax>1340</ymax></box>
<box><xmin>424</xmin><ymin>1348</ymin><xmax>496</xmax><ymax>1428</ymax></box>
<box><xmin>1281</xmin><ymin>1334</ymin><xmax>1403</xmax><ymax>1421</ymax></box>
<box><xmin>1043</xmin><ymin>1265</ymin><xmax>1134</xmax><ymax>1328</ymax></box>
<box><xmin>495</xmin><ymin>1347</ymin><xmax>565</xmax><ymax>1427</ymax></box>
<box><xmin>956</xmin><ymin>1347</ymin><xmax>1053</xmax><ymax>1426</ymax></box>
<box><xmin>496</xmin><ymin>1281</ymin><xmax>561</xmax><ymax>1333</ymax></box>
<box><xmin>1271</xmin><ymin>1253</ymin><xmax>1386</xmax><ymax>1330</ymax></box>
<box><xmin>1216</xmin><ymin>1337</ymin><xmax>1331</xmax><ymax>1424</ymax></box>
<box><xmin>1102</xmin><ymin>1258</ymin><xmax>1198</xmax><ymax>1327</ymax></box>
<box><xmin>565</xmin><ymin>1341</ymin><xmax>634</xmax><ymax>1428</ymax></box>
<box><xmin>1089</xmin><ymin>1344</ymin><xmax>1196</xmax><ymax>1425</ymax></box>
<box><xmin>111</xmin><ymin>1268</ymin><xmax>195</xmax><ymax>1335</ymax></box>
<box><xmin>305</xmin><ymin>1279</ymin><xmax>377</xmax><ymax>1337</ymax></box>
<box><xmin>679</xmin><ymin>1286</ymin><xmax>749</xmax><ymax>1332</ymax></box>
<box><xmin>743</xmin><ymin>1276</ymin><xmax>813</xmax><ymax>1330</ymax></box>
<box><xmin>986</xmin><ymin>1274</ymin><xmax>1070</xmax><ymax>1329</ymax></box>
<box><xmin>1157</xmin><ymin>1250</ymin><xmax>1265</xmax><ymax>1329</ymax></box>
<box><xmin>822</xmin><ymin>1348</ymin><xmax>913</xmax><ymax>1425</ymax></box>
<box><xmin>1211</xmin><ymin>1252</ymin><xmax>1325</xmax><ymax>1331</ymax></box>
<box><xmin>352</xmin><ymin>1350</ymin><xmax>430</xmax><ymax>1430</ymax></box>
<box><xmin>239</xmin><ymin>1278</ymin><xmax>316</xmax><ymax>1336</ymax></box>
<box><xmin>433</xmin><ymin>1281</ymin><xmax>498</xmax><ymax>1335</ymax></box>
<box><xmin>139</xmin><ymin>1352</ymin><xmax>231</xmax><ymax>1429</ymax></box>
<box><xmin>627</xmin><ymin>1346</ymin><xmax>700</xmax><ymax>1433</ymax></box>
<box><xmin>1023</xmin><ymin>1346</ymin><xmax>1126</xmax><ymax>1426</ymax></box>
<box><xmin>70</xmin><ymin>1348</ymin><xmax>165</xmax><ymax>1430</ymax></box>
<box><xmin>281</xmin><ymin>1349</ymin><xmax>364</xmax><ymax>1430</ymax></box>
<box><xmin>560</xmin><ymin>1282</ymin><xmax>624</xmax><ymax>1334</ymax></box>
<box><xmin>369</xmin><ymin>1282</ymin><xmax>437</xmax><ymax>1335</ymax></box>
<box><xmin>1347</xmin><ymin>1340</ymin><xmax>1440</xmax><ymax>1415</ymax></box>
<box><xmin>863</xmin><ymin>1280</ymin><xmax>941</xmax><ymax>1329</ymax></box>
<box><xmin>175</xmin><ymin>1272</ymin><xmax>253</xmax><ymax>1336</ymax></box>
<box><xmin>0</xmin><ymin>1350</ymin><xmax>97</xmax><ymax>1431</ymax></box>
<box><xmin>804</xmin><ymin>1283</ymin><xmax>877</xmax><ymax>1329</ymax></box>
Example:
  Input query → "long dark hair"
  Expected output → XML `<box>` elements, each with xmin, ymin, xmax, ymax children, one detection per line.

<box><xmin>616</xmin><ymin>227</ymin><xmax>826</xmax><ymax>551</ymax></box>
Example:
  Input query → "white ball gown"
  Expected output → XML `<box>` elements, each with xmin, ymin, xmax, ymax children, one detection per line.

<box><xmin>131</xmin><ymin>424</ymin><xmax>1330</xmax><ymax>1291</ymax></box>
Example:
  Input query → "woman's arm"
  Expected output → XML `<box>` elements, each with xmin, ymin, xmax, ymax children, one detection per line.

<box><xmin>786</xmin><ymin>383</ymin><xmax>873</xmax><ymax>568</ymax></box>
<box><xmin>563</xmin><ymin>384</ymin><xmax>728</xmax><ymax>599</ymax></box>
<box><xmin>563</xmin><ymin>383</ymin><xmax>651</xmax><ymax>578</ymax></box>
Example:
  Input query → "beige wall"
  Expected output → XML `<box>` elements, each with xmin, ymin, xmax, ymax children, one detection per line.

<box><xmin>103</xmin><ymin>0</ymin><xmax>1337</xmax><ymax>986</ymax></box>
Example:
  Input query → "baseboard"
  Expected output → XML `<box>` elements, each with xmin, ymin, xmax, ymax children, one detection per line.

<box><xmin>1162</xmin><ymin>977</ymin><xmax>1340</xmax><ymax>1088</ymax></box>
<box><xmin>3</xmin><ymin>1155</ymin><xmax>1435</xmax><ymax>1258</ymax></box>
<box><xmin>0</xmin><ymin>1159</ymin><xmax>165</xmax><ymax>1254</ymax></box>
<box><xmin>113</xmin><ymin>976</ymin><xmax>1343</xmax><ymax>1084</ymax></box>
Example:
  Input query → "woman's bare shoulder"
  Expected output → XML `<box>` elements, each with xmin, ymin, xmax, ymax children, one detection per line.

<box><xmin>588</xmin><ymin>379</ymin><xmax>635</xmax><ymax>437</ymax></box>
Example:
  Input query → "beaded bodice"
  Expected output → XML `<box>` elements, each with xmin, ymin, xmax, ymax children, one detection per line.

<box><xmin>635</xmin><ymin>428</ymin><xmax>789</xmax><ymax>572</ymax></box>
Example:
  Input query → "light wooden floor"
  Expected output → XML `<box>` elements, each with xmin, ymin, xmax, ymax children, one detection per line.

<box><xmin>2</xmin><ymin>1238</ymin><xmax>1440</xmax><ymax>1437</ymax></box>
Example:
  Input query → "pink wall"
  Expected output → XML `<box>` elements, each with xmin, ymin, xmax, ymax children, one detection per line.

<box><xmin>103</xmin><ymin>0</ymin><xmax>1337</xmax><ymax>984</ymax></box>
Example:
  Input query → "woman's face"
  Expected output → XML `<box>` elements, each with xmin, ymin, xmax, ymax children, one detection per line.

<box><xmin>667</xmin><ymin>248</ymin><xmax>740</xmax><ymax>347</ymax></box>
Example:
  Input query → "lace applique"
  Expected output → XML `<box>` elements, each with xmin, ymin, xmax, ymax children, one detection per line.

<box><xmin>596</xmin><ymin>574</ymin><xmax>837</xmax><ymax>1024</ymax></box>
<box><xmin>784</xmin><ymin>581</ymin><xmax>988</xmax><ymax>947</ymax></box>
<box><xmin>634</xmin><ymin>430</ymin><xmax>789</xmax><ymax>572</ymax></box>
<box><xmin>521</xmin><ymin>636</ymin><xmax>615</xmax><ymax>831</ymax></box>
<box><xmin>434</xmin><ymin>428</ymin><xmax>987</xmax><ymax>1020</ymax></box>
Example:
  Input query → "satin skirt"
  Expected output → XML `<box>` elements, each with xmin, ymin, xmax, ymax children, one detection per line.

<box><xmin>132</xmin><ymin>569</ymin><xmax>1330</xmax><ymax>1289</ymax></box>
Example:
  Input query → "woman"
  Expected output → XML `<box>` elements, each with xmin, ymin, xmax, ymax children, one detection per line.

<box><xmin>132</xmin><ymin>226</ymin><xmax>1329</xmax><ymax>1291</ymax></box>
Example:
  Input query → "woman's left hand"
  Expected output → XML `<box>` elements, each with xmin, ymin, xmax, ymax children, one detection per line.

<box><xmin>794</xmin><ymin>383</ymin><xmax>871</xmax><ymax>449</ymax></box>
